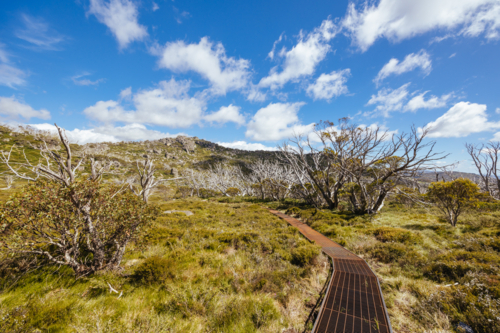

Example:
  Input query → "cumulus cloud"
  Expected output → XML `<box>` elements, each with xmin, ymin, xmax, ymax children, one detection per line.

<box><xmin>245</xmin><ymin>102</ymin><xmax>314</xmax><ymax>141</ymax></box>
<box><xmin>217</xmin><ymin>141</ymin><xmax>277</xmax><ymax>151</ymax></box>
<box><xmin>0</xmin><ymin>96</ymin><xmax>50</xmax><ymax>120</ymax></box>
<box><xmin>30</xmin><ymin>123</ymin><xmax>182</xmax><ymax>144</ymax></box>
<box><xmin>88</xmin><ymin>0</ymin><xmax>148</xmax><ymax>49</ymax></box>
<box><xmin>405</xmin><ymin>91</ymin><xmax>451</xmax><ymax>111</ymax></box>
<box><xmin>152</xmin><ymin>37</ymin><xmax>251</xmax><ymax>95</ymax></box>
<box><xmin>306</xmin><ymin>69</ymin><xmax>351</xmax><ymax>101</ymax></box>
<box><xmin>367</xmin><ymin>83</ymin><xmax>410</xmax><ymax>117</ymax></box>
<box><xmin>84</xmin><ymin>79</ymin><xmax>206</xmax><ymax>128</ymax></box>
<box><xmin>204</xmin><ymin>104</ymin><xmax>245</xmax><ymax>126</ymax></box>
<box><xmin>342</xmin><ymin>0</ymin><xmax>500</xmax><ymax>51</ymax></box>
<box><xmin>259</xmin><ymin>19</ymin><xmax>339</xmax><ymax>90</ymax></box>
<box><xmin>15</xmin><ymin>14</ymin><xmax>65</xmax><ymax>50</ymax></box>
<box><xmin>421</xmin><ymin>102</ymin><xmax>500</xmax><ymax>138</ymax></box>
<box><xmin>0</xmin><ymin>44</ymin><xmax>27</xmax><ymax>88</ymax></box>
<box><xmin>71</xmin><ymin>72</ymin><xmax>105</xmax><ymax>86</ymax></box>
<box><xmin>374</xmin><ymin>50</ymin><xmax>431</xmax><ymax>86</ymax></box>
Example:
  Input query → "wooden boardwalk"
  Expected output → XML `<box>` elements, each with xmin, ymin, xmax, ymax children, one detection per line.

<box><xmin>268</xmin><ymin>209</ymin><xmax>392</xmax><ymax>333</ymax></box>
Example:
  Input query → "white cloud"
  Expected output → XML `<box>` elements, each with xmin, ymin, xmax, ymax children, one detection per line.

<box><xmin>421</xmin><ymin>102</ymin><xmax>500</xmax><ymax>138</ymax></box>
<box><xmin>217</xmin><ymin>141</ymin><xmax>277</xmax><ymax>151</ymax></box>
<box><xmin>71</xmin><ymin>72</ymin><xmax>105</xmax><ymax>86</ymax></box>
<box><xmin>246</xmin><ymin>84</ymin><xmax>267</xmax><ymax>102</ymax></box>
<box><xmin>152</xmin><ymin>2</ymin><xmax>159</xmax><ymax>11</ymax></box>
<box><xmin>268</xmin><ymin>33</ymin><xmax>284</xmax><ymax>60</ymax></box>
<box><xmin>405</xmin><ymin>91</ymin><xmax>451</xmax><ymax>111</ymax></box>
<box><xmin>83</xmin><ymin>79</ymin><xmax>206</xmax><ymax>128</ymax></box>
<box><xmin>0</xmin><ymin>46</ymin><xmax>8</xmax><ymax>63</ymax></box>
<box><xmin>496</xmin><ymin>107</ymin><xmax>500</xmax><ymax>114</ymax></box>
<box><xmin>153</xmin><ymin>37</ymin><xmax>251</xmax><ymax>95</ymax></box>
<box><xmin>367</xmin><ymin>83</ymin><xmax>410</xmax><ymax>117</ymax></box>
<box><xmin>15</xmin><ymin>14</ymin><xmax>65</xmax><ymax>50</ymax></box>
<box><xmin>342</xmin><ymin>0</ymin><xmax>500</xmax><ymax>51</ymax></box>
<box><xmin>204</xmin><ymin>104</ymin><xmax>245</xmax><ymax>126</ymax></box>
<box><xmin>0</xmin><ymin>44</ymin><xmax>27</xmax><ymax>88</ymax></box>
<box><xmin>374</xmin><ymin>50</ymin><xmax>431</xmax><ymax>86</ymax></box>
<box><xmin>172</xmin><ymin>6</ymin><xmax>190</xmax><ymax>24</ymax></box>
<box><xmin>31</xmin><ymin>123</ymin><xmax>182</xmax><ymax>144</ymax></box>
<box><xmin>119</xmin><ymin>86</ymin><xmax>132</xmax><ymax>99</ymax></box>
<box><xmin>259</xmin><ymin>19</ymin><xmax>339</xmax><ymax>90</ymax></box>
<box><xmin>306</xmin><ymin>69</ymin><xmax>351</xmax><ymax>101</ymax></box>
<box><xmin>245</xmin><ymin>102</ymin><xmax>314</xmax><ymax>141</ymax></box>
<box><xmin>0</xmin><ymin>96</ymin><xmax>50</xmax><ymax>120</ymax></box>
<box><xmin>88</xmin><ymin>0</ymin><xmax>148</xmax><ymax>49</ymax></box>
<box><xmin>0</xmin><ymin>64</ymin><xmax>27</xmax><ymax>88</ymax></box>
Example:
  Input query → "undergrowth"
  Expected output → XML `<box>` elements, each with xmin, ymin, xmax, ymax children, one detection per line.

<box><xmin>0</xmin><ymin>198</ymin><xmax>328</xmax><ymax>333</ymax></box>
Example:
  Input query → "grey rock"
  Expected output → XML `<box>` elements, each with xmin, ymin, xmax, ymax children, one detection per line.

<box><xmin>163</xmin><ymin>210</ymin><xmax>194</xmax><ymax>216</ymax></box>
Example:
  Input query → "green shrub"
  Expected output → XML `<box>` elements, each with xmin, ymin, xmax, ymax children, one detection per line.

<box><xmin>373</xmin><ymin>227</ymin><xmax>423</xmax><ymax>245</ymax></box>
<box><xmin>367</xmin><ymin>243</ymin><xmax>424</xmax><ymax>267</ymax></box>
<box><xmin>285</xmin><ymin>206</ymin><xmax>301</xmax><ymax>216</ymax></box>
<box><xmin>291</xmin><ymin>244</ymin><xmax>320</xmax><ymax>267</ymax></box>
<box><xmin>133</xmin><ymin>256</ymin><xmax>177</xmax><ymax>284</ymax></box>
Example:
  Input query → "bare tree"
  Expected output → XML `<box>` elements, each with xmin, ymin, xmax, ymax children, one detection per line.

<box><xmin>278</xmin><ymin>119</ymin><xmax>363</xmax><ymax>209</ymax></box>
<box><xmin>180</xmin><ymin>163</ymin><xmax>250</xmax><ymax>197</ymax></box>
<box><xmin>129</xmin><ymin>157</ymin><xmax>183</xmax><ymax>204</ymax></box>
<box><xmin>278</xmin><ymin>120</ymin><xmax>446</xmax><ymax>213</ymax></box>
<box><xmin>342</xmin><ymin>126</ymin><xmax>446</xmax><ymax>214</ymax></box>
<box><xmin>247</xmin><ymin>159</ymin><xmax>292</xmax><ymax>201</ymax></box>
<box><xmin>0</xmin><ymin>175</ymin><xmax>14</xmax><ymax>190</ymax></box>
<box><xmin>0</xmin><ymin>124</ymin><xmax>158</xmax><ymax>277</ymax></box>
<box><xmin>465</xmin><ymin>142</ymin><xmax>500</xmax><ymax>199</ymax></box>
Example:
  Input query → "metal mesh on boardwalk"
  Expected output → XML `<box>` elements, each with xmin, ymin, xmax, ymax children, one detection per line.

<box><xmin>268</xmin><ymin>209</ymin><xmax>392</xmax><ymax>333</ymax></box>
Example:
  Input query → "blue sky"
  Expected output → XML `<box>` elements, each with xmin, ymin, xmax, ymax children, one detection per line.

<box><xmin>1</xmin><ymin>0</ymin><xmax>500</xmax><ymax>171</ymax></box>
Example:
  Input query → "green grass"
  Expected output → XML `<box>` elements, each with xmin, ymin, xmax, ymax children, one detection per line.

<box><xmin>276</xmin><ymin>201</ymin><xmax>500</xmax><ymax>333</ymax></box>
<box><xmin>0</xmin><ymin>197</ymin><xmax>328</xmax><ymax>333</ymax></box>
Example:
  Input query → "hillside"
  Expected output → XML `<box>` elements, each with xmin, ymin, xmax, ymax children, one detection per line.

<box><xmin>1</xmin><ymin>125</ymin><xmax>500</xmax><ymax>333</ymax></box>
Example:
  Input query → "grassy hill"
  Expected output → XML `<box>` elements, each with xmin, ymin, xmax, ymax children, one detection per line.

<box><xmin>1</xmin><ymin>125</ymin><xmax>500</xmax><ymax>333</ymax></box>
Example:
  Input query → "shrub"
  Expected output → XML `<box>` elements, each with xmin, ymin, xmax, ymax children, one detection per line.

<box><xmin>0</xmin><ymin>179</ymin><xmax>159</xmax><ymax>277</ymax></box>
<box><xmin>367</xmin><ymin>243</ymin><xmax>424</xmax><ymax>267</ymax></box>
<box><xmin>426</xmin><ymin>178</ymin><xmax>481</xmax><ymax>226</ymax></box>
<box><xmin>285</xmin><ymin>206</ymin><xmax>301</xmax><ymax>216</ymax></box>
<box><xmin>291</xmin><ymin>244</ymin><xmax>320</xmax><ymax>267</ymax></box>
<box><xmin>133</xmin><ymin>256</ymin><xmax>177</xmax><ymax>284</ymax></box>
<box><xmin>373</xmin><ymin>227</ymin><xmax>423</xmax><ymax>245</ymax></box>
<box><xmin>226</xmin><ymin>187</ymin><xmax>241</xmax><ymax>197</ymax></box>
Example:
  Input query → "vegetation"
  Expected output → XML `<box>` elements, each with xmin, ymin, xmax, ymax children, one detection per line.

<box><xmin>0</xmin><ymin>198</ymin><xmax>327</xmax><ymax>332</ymax></box>
<box><xmin>270</xmin><ymin>201</ymin><xmax>500</xmax><ymax>333</ymax></box>
<box><xmin>0</xmin><ymin>123</ymin><xmax>499</xmax><ymax>332</ymax></box>
<box><xmin>426</xmin><ymin>178</ymin><xmax>481</xmax><ymax>226</ymax></box>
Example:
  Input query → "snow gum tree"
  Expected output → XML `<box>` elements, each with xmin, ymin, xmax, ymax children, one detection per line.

<box><xmin>426</xmin><ymin>178</ymin><xmax>480</xmax><ymax>226</ymax></box>
<box><xmin>0</xmin><ymin>124</ymin><xmax>159</xmax><ymax>277</ymax></box>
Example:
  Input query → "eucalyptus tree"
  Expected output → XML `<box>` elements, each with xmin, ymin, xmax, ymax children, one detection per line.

<box><xmin>0</xmin><ymin>124</ymin><xmax>159</xmax><ymax>277</ymax></box>
<box><xmin>465</xmin><ymin>142</ymin><xmax>500</xmax><ymax>199</ymax></box>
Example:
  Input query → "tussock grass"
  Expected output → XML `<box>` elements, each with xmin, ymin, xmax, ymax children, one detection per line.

<box><xmin>0</xmin><ymin>197</ymin><xmax>328</xmax><ymax>332</ymax></box>
<box><xmin>276</xmin><ymin>201</ymin><xmax>500</xmax><ymax>332</ymax></box>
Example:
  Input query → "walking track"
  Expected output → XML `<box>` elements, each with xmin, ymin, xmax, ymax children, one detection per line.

<box><xmin>268</xmin><ymin>209</ymin><xmax>393</xmax><ymax>333</ymax></box>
